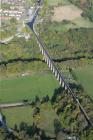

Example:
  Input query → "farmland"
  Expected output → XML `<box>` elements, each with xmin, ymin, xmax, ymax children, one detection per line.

<box><xmin>47</xmin><ymin>0</ymin><xmax>70</xmax><ymax>6</ymax></box>
<box><xmin>52</xmin><ymin>5</ymin><xmax>83</xmax><ymax>22</ymax></box>
<box><xmin>75</xmin><ymin>65</ymin><xmax>93</xmax><ymax>99</ymax></box>
<box><xmin>52</xmin><ymin>5</ymin><xmax>93</xmax><ymax>29</ymax></box>
<box><xmin>2</xmin><ymin>103</ymin><xmax>58</xmax><ymax>137</ymax></box>
<box><xmin>0</xmin><ymin>73</ymin><xmax>59</xmax><ymax>103</ymax></box>
<box><xmin>2</xmin><ymin>107</ymin><xmax>34</xmax><ymax>128</ymax></box>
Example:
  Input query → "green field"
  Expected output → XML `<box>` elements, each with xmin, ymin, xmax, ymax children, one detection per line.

<box><xmin>47</xmin><ymin>0</ymin><xmax>70</xmax><ymax>6</ymax></box>
<box><xmin>0</xmin><ymin>73</ymin><xmax>59</xmax><ymax>103</ymax></box>
<box><xmin>72</xmin><ymin>17</ymin><xmax>93</xmax><ymax>28</ymax></box>
<box><xmin>75</xmin><ymin>65</ymin><xmax>93</xmax><ymax>99</ymax></box>
<box><xmin>2</xmin><ymin>107</ymin><xmax>33</xmax><ymax>128</ymax></box>
<box><xmin>2</xmin><ymin>104</ymin><xmax>57</xmax><ymax>136</ymax></box>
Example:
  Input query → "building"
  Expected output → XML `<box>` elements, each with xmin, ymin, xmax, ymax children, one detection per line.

<box><xmin>1</xmin><ymin>0</ymin><xmax>25</xmax><ymax>5</ymax></box>
<box><xmin>0</xmin><ymin>9</ymin><xmax>23</xmax><ymax>20</ymax></box>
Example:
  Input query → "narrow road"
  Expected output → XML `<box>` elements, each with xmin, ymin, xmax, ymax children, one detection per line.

<box><xmin>0</xmin><ymin>102</ymin><xmax>27</xmax><ymax>109</ymax></box>
<box><xmin>0</xmin><ymin>33</ymin><xmax>20</xmax><ymax>45</ymax></box>
<box><xmin>0</xmin><ymin>36</ymin><xmax>14</xmax><ymax>45</ymax></box>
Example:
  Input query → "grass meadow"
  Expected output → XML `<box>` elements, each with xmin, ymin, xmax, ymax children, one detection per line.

<box><xmin>0</xmin><ymin>73</ymin><xmax>59</xmax><ymax>103</ymax></box>
<box><xmin>47</xmin><ymin>0</ymin><xmax>70</xmax><ymax>6</ymax></box>
<box><xmin>75</xmin><ymin>65</ymin><xmax>93</xmax><ymax>99</ymax></box>
<box><xmin>2</xmin><ymin>106</ymin><xmax>34</xmax><ymax>127</ymax></box>
<box><xmin>2</xmin><ymin>103</ymin><xmax>57</xmax><ymax>136</ymax></box>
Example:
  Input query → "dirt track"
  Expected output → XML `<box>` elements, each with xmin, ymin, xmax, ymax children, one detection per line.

<box><xmin>0</xmin><ymin>102</ymin><xmax>26</xmax><ymax>109</ymax></box>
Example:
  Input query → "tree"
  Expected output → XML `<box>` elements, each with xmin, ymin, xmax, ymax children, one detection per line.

<box><xmin>41</xmin><ymin>95</ymin><xmax>50</xmax><ymax>104</ymax></box>
<box><xmin>35</xmin><ymin>96</ymin><xmax>40</xmax><ymax>104</ymax></box>
<box><xmin>14</xmin><ymin>124</ymin><xmax>18</xmax><ymax>132</ymax></box>
<box><xmin>54</xmin><ymin>119</ymin><xmax>62</xmax><ymax>138</ymax></box>
<box><xmin>10</xmin><ymin>17</ymin><xmax>17</xmax><ymax>24</ymax></box>
<box><xmin>33</xmin><ymin>107</ymin><xmax>40</xmax><ymax>117</ymax></box>
<box><xmin>26</xmin><ymin>123</ymin><xmax>37</xmax><ymax>137</ymax></box>
<box><xmin>19</xmin><ymin>122</ymin><xmax>27</xmax><ymax>131</ymax></box>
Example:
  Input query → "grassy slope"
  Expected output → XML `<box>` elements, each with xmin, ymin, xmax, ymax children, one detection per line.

<box><xmin>47</xmin><ymin>0</ymin><xmax>70</xmax><ymax>6</ymax></box>
<box><xmin>72</xmin><ymin>17</ymin><xmax>93</xmax><ymax>28</ymax></box>
<box><xmin>75</xmin><ymin>65</ymin><xmax>93</xmax><ymax>99</ymax></box>
<box><xmin>0</xmin><ymin>74</ymin><xmax>59</xmax><ymax>103</ymax></box>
